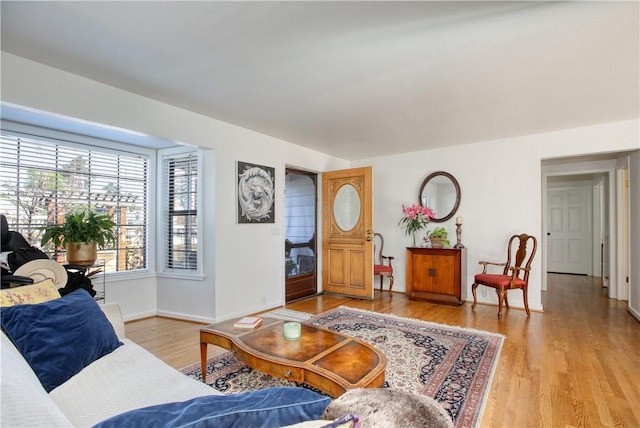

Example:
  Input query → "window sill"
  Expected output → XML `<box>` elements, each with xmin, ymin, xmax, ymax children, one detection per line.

<box><xmin>156</xmin><ymin>271</ymin><xmax>205</xmax><ymax>281</ymax></box>
<box><xmin>102</xmin><ymin>270</ymin><xmax>155</xmax><ymax>283</ymax></box>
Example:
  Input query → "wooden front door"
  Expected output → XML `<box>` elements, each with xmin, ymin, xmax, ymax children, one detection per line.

<box><xmin>322</xmin><ymin>166</ymin><xmax>374</xmax><ymax>299</ymax></box>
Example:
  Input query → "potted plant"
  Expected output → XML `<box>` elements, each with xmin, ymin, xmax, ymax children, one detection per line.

<box><xmin>41</xmin><ymin>210</ymin><xmax>116</xmax><ymax>265</ymax></box>
<box><xmin>428</xmin><ymin>227</ymin><xmax>450</xmax><ymax>248</ymax></box>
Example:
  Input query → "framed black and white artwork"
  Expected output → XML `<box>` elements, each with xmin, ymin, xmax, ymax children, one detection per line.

<box><xmin>237</xmin><ymin>161</ymin><xmax>275</xmax><ymax>223</ymax></box>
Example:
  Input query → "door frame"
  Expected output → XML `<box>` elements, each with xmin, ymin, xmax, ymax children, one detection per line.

<box><xmin>284</xmin><ymin>168</ymin><xmax>318</xmax><ymax>302</ymax></box>
<box><xmin>541</xmin><ymin>159</ymin><xmax>618</xmax><ymax>297</ymax></box>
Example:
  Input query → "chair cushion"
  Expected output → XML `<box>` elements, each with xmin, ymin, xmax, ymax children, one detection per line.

<box><xmin>474</xmin><ymin>274</ymin><xmax>526</xmax><ymax>288</ymax></box>
<box><xmin>0</xmin><ymin>288</ymin><xmax>122</xmax><ymax>392</ymax></box>
<box><xmin>374</xmin><ymin>264</ymin><xmax>392</xmax><ymax>274</ymax></box>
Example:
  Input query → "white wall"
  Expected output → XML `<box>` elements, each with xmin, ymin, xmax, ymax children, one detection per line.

<box><xmin>105</xmin><ymin>275</ymin><xmax>158</xmax><ymax>320</ymax></box>
<box><xmin>2</xmin><ymin>52</ymin><xmax>638</xmax><ymax>320</ymax></box>
<box><xmin>354</xmin><ymin>121</ymin><xmax>639</xmax><ymax>312</ymax></box>
<box><xmin>1</xmin><ymin>53</ymin><xmax>349</xmax><ymax>322</ymax></box>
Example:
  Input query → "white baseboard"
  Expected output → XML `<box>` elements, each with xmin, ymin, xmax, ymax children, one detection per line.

<box><xmin>125</xmin><ymin>303</ymin><xmax>283</xmax><ymax>325</ymax></box>
<box><xmin>628</xmin><ymin>305</ymin><xmax>640</xmax><ymax>322</ymax></box>
<box><xmin>155</xmin><ymin>310</ymin><xmax>215</xmax><ymax>324</ymax></box>
<box><xmin>122</xmin><ymin>310</ymin><xmax>157</xmax><ymax>322</ymax></box>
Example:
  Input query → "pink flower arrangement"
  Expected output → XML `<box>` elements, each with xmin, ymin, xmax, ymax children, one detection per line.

<box><xmin>398</xmin><ymin>204</ymin><xmax>436</xmax><ymax>243</ymax></box>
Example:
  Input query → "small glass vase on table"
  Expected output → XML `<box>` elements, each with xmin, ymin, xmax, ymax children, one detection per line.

<box><xmin>398</xmin><ymin>204</ymin><xmax>435</xmax><ymax>247</ymax></box>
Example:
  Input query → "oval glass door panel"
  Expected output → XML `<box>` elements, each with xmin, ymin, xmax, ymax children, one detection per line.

<box><xmin>333</xmin><ymin>184</ymin><xmax>361</xmax><ymax>231</ymax></box>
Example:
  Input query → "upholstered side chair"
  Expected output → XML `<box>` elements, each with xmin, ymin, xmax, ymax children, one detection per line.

<box><xmin>373</xmin><ymin>233</ymin><xmax>394</xmax><ymax>293</ymax></box>
<box><xmin>472</xmin><ymin>233</ymin><xmax>537</xmax><ymax>319</ymax></box>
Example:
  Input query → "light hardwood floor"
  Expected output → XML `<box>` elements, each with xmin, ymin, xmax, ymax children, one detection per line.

<box><xmin>126</xmin><ymin>274</ymin><xmax>640</xmax><ymax>427</ymax></box>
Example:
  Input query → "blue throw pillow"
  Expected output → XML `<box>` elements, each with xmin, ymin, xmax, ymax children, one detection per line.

<box><xmin>93</xmin><ymin>387</ymin><xmax>332</xmax><ymax>428</ymax></box>
<box><xmin>0</xmin><ymin>288</ymin><xmax>122</xmax><ymax>392</ymax></box>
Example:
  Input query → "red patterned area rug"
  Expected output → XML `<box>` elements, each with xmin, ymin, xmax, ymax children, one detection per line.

<box><xmin>180</xmin><ymin>306</ymin><xmax>504</xmax><ymax>428</ymax></box>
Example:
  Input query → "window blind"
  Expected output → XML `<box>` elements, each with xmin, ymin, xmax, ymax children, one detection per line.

<box><xmin>161</xmin><ymin>151</ymin><xmax>198</xmax><ymax>272</ymax></box>
<box><xmin>0</xmin><ymin>133</ymin><xmax>149</xmax><ymax>272</ymax></box>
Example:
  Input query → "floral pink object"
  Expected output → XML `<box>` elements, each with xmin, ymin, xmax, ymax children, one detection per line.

<box><xmin>398</xmin><ymin>204</ymin><xmax>436</xmax><ymax>244</ymax></box>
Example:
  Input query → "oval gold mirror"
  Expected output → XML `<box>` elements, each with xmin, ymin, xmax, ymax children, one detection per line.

<box><xmin>418</xmin><ymin>171</ymin><xmax>461</xmax><ymax>223</ymax></box>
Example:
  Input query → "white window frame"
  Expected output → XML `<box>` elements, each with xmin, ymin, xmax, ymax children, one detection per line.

<box><xmin>0</xmin><ymin>121</ymin><xmax>156</xmax><ymax>279</ymax></box>
<box><xmin>157</xmin><ymin>146</ymin><xmax>204</xmax><ymax>278</ymax></box>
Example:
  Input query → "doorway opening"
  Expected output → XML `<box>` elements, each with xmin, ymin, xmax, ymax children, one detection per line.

<box><xmin>546</xmin><ymin>174</ymin><xmax>605</xmax><ymax>278</ymax></box>
<box><xmin>284</xmin><ymin>168</ymin><xmax>318</xmax><ymax>302</ymax></box>
<box><xmin>541</xmin><ymin>152</ymin><xmax>631</xmax><ymax>301</ymax></box>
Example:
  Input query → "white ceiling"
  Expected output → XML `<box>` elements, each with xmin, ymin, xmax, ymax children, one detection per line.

<box><xmin>1</xmin><ymin>1</ymin><xmax>638</xmax><ymax>160</ymax></box>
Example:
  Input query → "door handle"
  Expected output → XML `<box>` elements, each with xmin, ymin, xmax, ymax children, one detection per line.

<box><xmin>366</xmin><ymin>229</ymin><xmax>373</xmax><ymax>241</ymax></box>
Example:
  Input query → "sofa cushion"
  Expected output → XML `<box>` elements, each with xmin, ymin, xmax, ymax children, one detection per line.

<box><xmin>51</xmin><ymin>338</ymin><xmax>222</xmax><ymax>427</ymax></box>
<box><xmin>1</xmin><ymin>332</ymin><xmax>73</xmax><ymax>427</ymax></box>
<box><xmin>93</xmin><ymin>387</ymin><xmax>331</xmax><ymax>428</ymax></box>
<box><xmin>0</xmin><ymin>288</ymin><xmax>122</xmax><ymax>392</ymax></box>
<box><xmin>0</xmin><ymin>278</ymin><xmax>60</xmax><ymax>306</ymax></box>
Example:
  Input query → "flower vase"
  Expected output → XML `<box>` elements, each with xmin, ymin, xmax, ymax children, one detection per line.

<box><xmin>412</xmin><ymin>232</ymin><xmax>417</xmax><ymax>247</ymax></box>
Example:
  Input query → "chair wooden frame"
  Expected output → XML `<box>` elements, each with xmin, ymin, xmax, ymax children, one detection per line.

<box><xmin>373</xmin><ymin>233</ymin><xmax>394</xmax><ymax>293</ymax></box>
<box><xmin>472</xmin><ymin>233</ymin><xmax>537</xmax><ymax>319</ymax></box>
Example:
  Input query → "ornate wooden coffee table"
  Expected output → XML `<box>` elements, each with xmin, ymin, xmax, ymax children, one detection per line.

<box><xmin>200</xmin><ymin>317</ymin><xmax>386</xmax><ymax>398</ymax></box>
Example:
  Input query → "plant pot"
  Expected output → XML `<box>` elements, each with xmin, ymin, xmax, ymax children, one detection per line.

<box><xmin>429</xmin><ymin>237</ymin><xmax>445</xmax><ymax>248</ymax></box>
<box><xmin>66</xmin><ymin>241</ymin><xmax>97</xmax><ymax>266</ymax></box>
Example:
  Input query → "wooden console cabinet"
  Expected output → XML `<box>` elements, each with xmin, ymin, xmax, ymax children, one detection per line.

<box><xmin>405</xmin><ymin>247</ymin><xmax>466</xmax><ymax>305</ymax></box>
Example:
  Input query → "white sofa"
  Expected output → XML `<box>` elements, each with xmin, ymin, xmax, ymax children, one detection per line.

<box><xmin>1</xmin><ymin>303</ymin><xmax>222</xmax><ymax>428</ymax></box>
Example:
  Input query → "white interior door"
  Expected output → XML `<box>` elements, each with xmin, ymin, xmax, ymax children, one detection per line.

<box><xmin>547</xmin><ymin>185</ymin><xmax>592</xmax><ymax>275</ymax></box>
